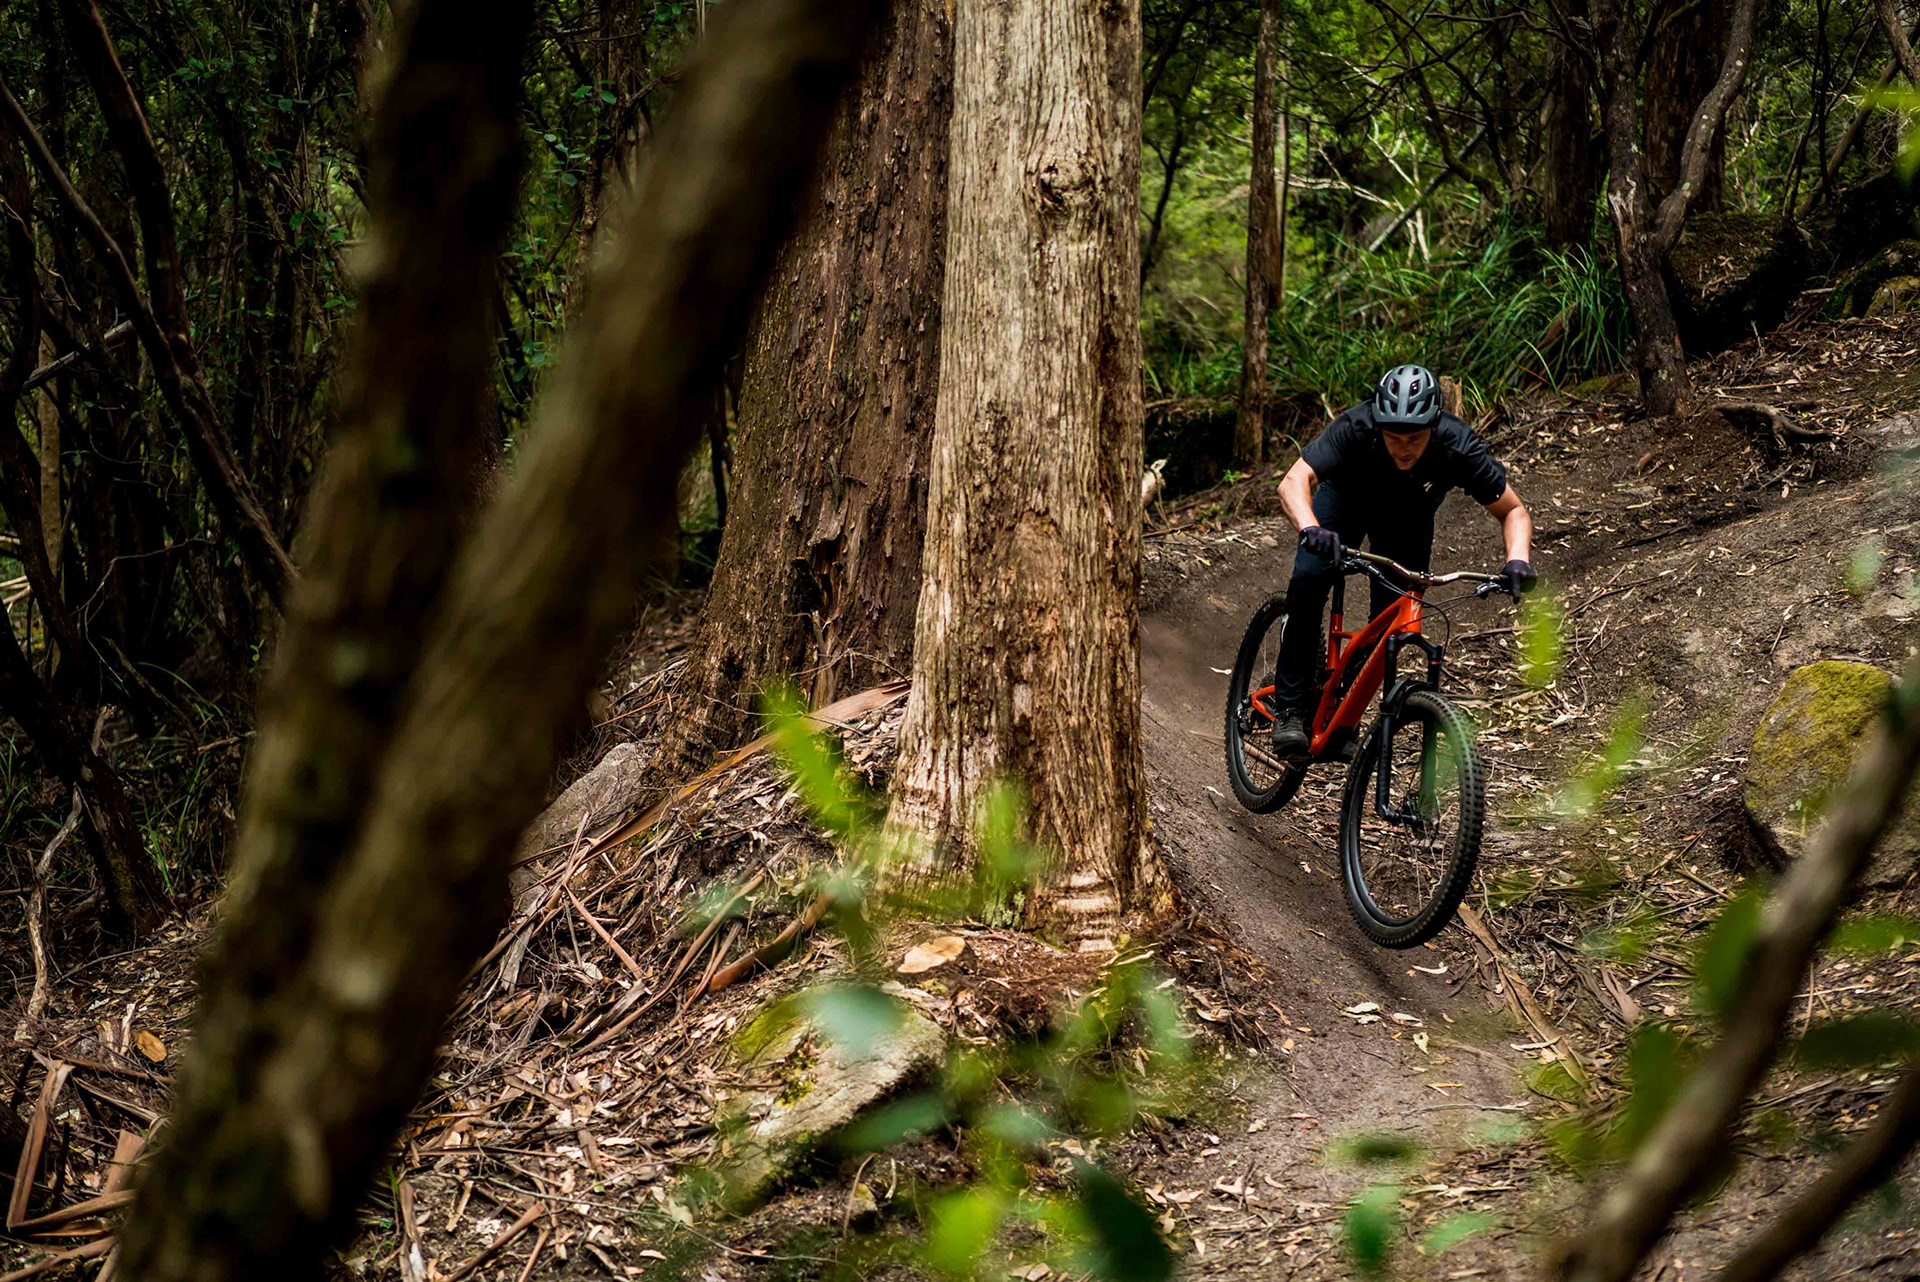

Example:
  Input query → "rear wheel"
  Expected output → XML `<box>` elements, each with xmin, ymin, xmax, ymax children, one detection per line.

<box><xmin>1338</xmin><ymin>690</ymin><xmax>1483</xmax><ymax>947</ymax></box>
<box><xmin>1224</xmin><ymin>594</ymin><xmax>1309</xmax><ymax>814</ymax></box>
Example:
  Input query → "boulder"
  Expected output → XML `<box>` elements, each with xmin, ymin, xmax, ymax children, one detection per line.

<box><xmin>713</xmin><ymin>999</ymin><xmax>945</xmax><ymax>1206</ymax></box>
<box><xmin>1838</xmin><ymin>240</ymin><xmax>1920</xmax><ymax>316</ymax></box>
<box><xmin>507</xmin><ymin>741</ymin><xmax>647</xmax><ymax>901</ymax></box>
<box><xmin>1668</xmin><ymin>212</ymin><xmax>1812</xmax><ymax>356</ymax></box>
<box><xmin>1866</xmin><ymin>275</ymin><xmax>1920</xmax><ymax>318</ymax></box>
<box><xmin>1745</xmin><ymin>661</ymin><xmax>1920</xmax><ymax>889</ymax></box>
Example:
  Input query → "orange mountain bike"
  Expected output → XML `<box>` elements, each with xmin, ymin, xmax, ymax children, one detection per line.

<box><xmin>1223</xmin><ymin>550</ymin><xmax>1510</xmax><ymax>947</ymax></box>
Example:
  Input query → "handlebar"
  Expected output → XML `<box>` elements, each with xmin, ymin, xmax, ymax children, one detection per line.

<box><xmin>1342</xmin><ymin>549</ymin><xmax>1513</xmax><ymax>599</ymax></box>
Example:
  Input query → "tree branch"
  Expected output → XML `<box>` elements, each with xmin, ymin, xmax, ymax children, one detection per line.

<box><xmin>1715</xmin><ymin>1068</ymin><xmax>1920</xmax><ymax>1282</ymax></box>
<box><xmin>1556</xmin><ymin>653</ymin><xmax>1920</xmax><ymax>1282</ymax></box>
<box><xmin>1651</xmin><ymin>0</ymin><xmax>1759</xmax><ymax>253</ymax></box>
<box><xmin>1878</xmin><ymin>0</ymin><xmax>1920</xmax><ymax>86</ymax></box>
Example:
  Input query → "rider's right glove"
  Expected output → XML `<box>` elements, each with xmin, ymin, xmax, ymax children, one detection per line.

<box><xmin>1500</xmin><ymin>559</ymin><xmax>1539</xmax><ymax>598</ymax></box>
<box><xmin>1299</xmin><ymin>525</ymin><xmax>1343</xmax><ymax>563</ymax></box>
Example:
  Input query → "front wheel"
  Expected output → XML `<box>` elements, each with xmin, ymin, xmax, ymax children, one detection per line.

<box><xmin>1339</xmin><ymin>690</ymin><xmax>1484</xmax><ymax>948</ymax></box>
<box><xmin>1224</xmin><ymin>594</ymin><xmax>1310</xmax><ymax>814</ymax></box>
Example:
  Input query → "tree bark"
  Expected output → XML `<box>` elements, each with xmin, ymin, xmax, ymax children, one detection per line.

<box><xmin>1233</xmin><ymin>0</ymin><xmax>1281</xmax><ymax>471</ymax></box>
<box><xmin>887</xmin><ymin>0</ymin><xmax>1165</xmax><ymax>940</ymax></box>
<box><xmin>651</xmin><ymin>0</ymin><xmax>951</xmax><ymax>779</ymax></box>
<box><xmin>1643</xmin><ymin>0</ymin><xmax>1732</xmax><ymax>209</ymax></box>
<box><xmin>1591</xmin><ymin>0</ymin><xmax>1758</xmax><ymax>417</ymax></box>
<box><xmin>1542</xmin><ymin>4</ymin><xmax>1597</xmax><ymax>248</ymax></box>
<box><xmin>116</xmin><ymin>0</ymin><xmax>877</xmax><ymax>1273</ymax></box>
<box><xmin>1879</xmin><ymin>0</ymin><xmax>1920</xmax><ymax>86</ymax></box>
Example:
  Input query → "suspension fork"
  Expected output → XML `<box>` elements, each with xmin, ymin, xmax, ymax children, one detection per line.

<box><xmin>1373</xmin><ymin>632</ymin><xmax>1447</xmax><ymax>823</ymax></box>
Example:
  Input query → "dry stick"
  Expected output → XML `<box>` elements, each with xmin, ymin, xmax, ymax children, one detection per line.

<box><xmin>1557</xmin><ymin>657</ymin><xmax>1920</xmax><ymax>1282</ymax></box>
<box><xmin>8</xmin><ymin>1189</ymin><xmax>137</xmax><ymax>1235</ymax></box>
<box><xmin>704</xmin><ymin>890</ymin><xmax>834</xmax><ymax>996</ymax></box>
<box><xmin>17</xmin><ymin>790</ymin><xmax>84</xmax><ymax>1039</ymax></box>
<box><xmin>1456</xmin><ymin>904</ymin><xmax>1590</xmax><ymax>1090</ymax></box>
<box><xmin>0</xmin><ymin>1237</ymin><xmax>114</xmax><ymax>1282</ymax></box>
<box><xmin>443</xmin><ymin>1204</ymin><xmax>543</xmax><ymax>1282</ymax></box>
<box><xmin>563</xmin><ymin>885</ymin><xmax>645</xmax><ymax>982</ymax></box>
<box><xmin>1716</xmin><ymin>1067</ymin><xmax>1920</xmax><ymax>1282</ymax></box>
<box><xmin>8</xmin><ymin>1062</ymin><xmax>72</xmax><ymax>1229</ymax></box>
<box><xmin>512</xmin><ymin>1225</ymin><xmax>551</xmax><ymax>1282</ymax></box>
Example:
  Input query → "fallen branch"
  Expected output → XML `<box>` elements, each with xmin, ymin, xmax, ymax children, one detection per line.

<box><xmin>20</xmin><ymin>320</ymin><xmax>133</xmax><ymax>392</ymax></box>
<box><xmin>7</xmin><ymin>1062</ymin><xmax>72</xmax><ymax>1229</ymax></box>
<box><xmin>443</xmin><ymin>1203</ymin><xmax>543</xmax><ymax>1282</ymax></box>
<box><xmin>17</xmin><ymin>790</ymin><xmax>84</xmax><ymax>1040</ymax></box>
<box><xmin>0</xmin><ymin>1237</ymin><xmax>114</xmax><ymax>1282</ymax></box>
<box><xmin>704</xmin><ymin>889</ymin><xmax>833</xmax><ymax>995</ymax></box>
<box><xmin>1456</xmin><ymin>904</ymin><xmax>1590</xmax><ymax>1091</ymax></box>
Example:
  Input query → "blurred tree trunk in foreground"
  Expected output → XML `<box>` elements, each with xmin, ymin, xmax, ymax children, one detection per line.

<box><xmin>889</xmin><ymin>0</ymin><xmax>1167</xmax><ymax>940</ymax></box>
<box><xmin>1232</xmin><ymin>0</ymin><xmax>1280</xmax><ymax>472</ymax></box>
<box><xmin>117</xmin><ymin>0</ymin><xmax>876</xmax><ymax>1273</ymax></box>
<box><xmin>653</xmin><ymin>0</ymin><xmax>952</xmax><ymax>779</ymax></box>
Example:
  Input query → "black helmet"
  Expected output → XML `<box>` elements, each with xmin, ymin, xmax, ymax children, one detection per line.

<box><xmin>1374</xmin><ymin>364</ymin><xmax>1440</xmax><ymax>431</ymax></box>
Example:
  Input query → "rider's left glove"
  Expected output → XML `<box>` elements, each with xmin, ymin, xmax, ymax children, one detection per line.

<box><xmin>1500</xmin><ymin>559</ymin><xmax>1538</xmax><ymax>598</ymax></box>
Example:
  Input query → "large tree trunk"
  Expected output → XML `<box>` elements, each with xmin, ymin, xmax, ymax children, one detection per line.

<box><xmin>1644</xmin><ymin>0</ymin><xmax>1731</xmax><ymax>209</ymax></box>
<box><xmin>1232</xmin><ymin>0</ymin><xmax>1280</xmax><ymax>471</ymax></box>
<box><xmin>651</xmin><ymin>0</ymin><xmax>951</xmax><ymax>779</ymax></box>
<box><xmin>888</xmin><ymin>0</ymin><xmax>1163</xmax><ymax>941</ymax></box>
<box><xmin>1592</xmin><ymin>0</ymin><xmax>1757</xmax><ymax>418</ymax></box>
<box><xmin>1541</xmin><ymin>7</ymin><xmax>1597</xmax><ymax>248</ymax></box>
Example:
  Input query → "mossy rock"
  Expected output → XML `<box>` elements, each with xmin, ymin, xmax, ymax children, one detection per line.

<box><xmin>1744</xmin><ymin>661</ymin><xmax>1920</xmax><ymax>888</ymax></box>
<box><xmin>711</xmin><ymin>998</ymin><xmax>945</xmax><ymax>1207</ymax></box>
<box><xmin>1838</xmin><ymin>240</ymin><xmax>1920</xmax><ymax>317</ymax></box>
<box><xmin>1668</xmin><ymin>212</ymin><xmax>1812</xmax><ymax>355</ymax></box>
<box><xmin>1866</xmin><ymin>275</ymin><xmax>1920</xmax><ymax>318</ymax></box>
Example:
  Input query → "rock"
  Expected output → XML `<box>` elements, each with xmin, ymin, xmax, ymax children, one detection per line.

<box><xmin>1839</xmin><ymin>240</ymin><xmax>1920</xmax><ymax>316</ymax></box>
<box><xmin>713</xmin><ymin>999</ymin><xmax>946</xmax><ymax>1206</ymax></box>
<box><xmin>507</xmin><ymin>741</ymin><xmax>647</xmax><ymax>901</ymax></box>
<box><xmin>1744</xmin><ymin>662</ymin><xmax>1920</xmax><ymax>889</ymax></box>
<box><xmin>1866</xmin><ymin>275</ymin><xmax>1920</xmax><ymax>318</ymax></box>
<box><xmin>1668</xmin><ymin>212</ymin><xmax>1812</xmax><ymax>355</ymax></box>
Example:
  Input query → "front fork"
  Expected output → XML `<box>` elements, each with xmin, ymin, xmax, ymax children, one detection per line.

<box><xmin>1373</xmin><ymin>633</ymin><xmax>1446</xmax><ymax>824</ymax></box>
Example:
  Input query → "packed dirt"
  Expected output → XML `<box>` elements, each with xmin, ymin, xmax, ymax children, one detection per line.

<box><xmin>5</xmin><ymin>314</ymin><xmax>1919</xmax><ymax>1281</ymax></box>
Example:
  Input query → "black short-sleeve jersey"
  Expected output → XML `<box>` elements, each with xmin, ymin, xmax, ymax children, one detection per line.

<box><xmin>1300</xmin><ymin>401</ymin><xmax>1509</xmax><ymax>510</ymax></box>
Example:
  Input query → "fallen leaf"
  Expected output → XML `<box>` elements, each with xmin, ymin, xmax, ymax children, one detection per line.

<box><xmin>1411</xmin><ymin>963</ymin><xmax>1449</xmax><ymax>975</ymax></box>
<box><xmin>1247</xmin><ymin>1118</ymin><xmax>1268</xmax><ymax>1134</ymax></box>
<box><xmin>134</xmin><ymin>1031</ymin><xmax>167</xmax><ymax>1063</ymax></box>
<box><xmin>1414</xmin><ymin>1032</ymin><xmax>1430</xmax><ymax>1054</ymax></box>
<box><xmin>1389</xmin><ymin>1012</ymin><xmax>1423</xmax><ymax>1026</ymax></box>
<box><xmin>898</xmin><ymin>935</ymin><xmax>967</xmax><ymax>975</ymax></box>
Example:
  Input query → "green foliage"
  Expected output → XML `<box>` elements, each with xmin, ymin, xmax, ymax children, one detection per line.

<box><xmin>1554</xmin><ymin>696</ymin><xmax>1650</xmax><ymax>822</ymax></box>
<box><xmin>753</xmin><ymin>699</ymin><xmax>1181</xmax><ymax>1281</ymax></box>
<box><xmin>1423</xmin><ymin>1211</ymin><xmax>1496</xmax><ymax>1257</ymax></box>
<box><xmin>1343</xmin><ymin>1183</ymin><xmax>1400</xmax><ymax>1278</ymax></box>
<box><xmin>1793</xmin><ymin>1014</ymin><xmax>1920</xmax><ymax>1069</ymax></box>
<box><xmin>1696</xmin><ymin>887</ymin><xmax>1766</xmax><ymax>1023</ymax></box>
<box><xmin>1829</xmin><ymin>915</ymin><xmax>1920</xmax><ymax>954</ymax></box>
<box><xmin>1518</xmin><ymin>592</ymin><xmax>1567</xmax><ymax>690</ymax></box>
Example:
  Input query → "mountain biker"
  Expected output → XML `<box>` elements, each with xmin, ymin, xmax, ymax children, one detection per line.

<box><xmin>1269</xmin><ymin>364</ymin><xmax>1537</xmax><ymax>758</ymax></box>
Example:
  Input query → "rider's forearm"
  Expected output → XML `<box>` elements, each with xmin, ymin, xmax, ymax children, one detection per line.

<box><xmin>1501</xmin><ymin>502</ymin><xmax>1533</xmax><ymax>563</ymax></box>
<box><xmin>1278</xmin><ymin>462</ymin><xmax>1319</xmax><ymax>532</ymax></box>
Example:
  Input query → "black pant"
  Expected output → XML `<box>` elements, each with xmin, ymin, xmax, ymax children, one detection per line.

<box><xmin>1272</xmin><ymin>481</ymin><xmax>1434</xmax><ymax>714</ymax></box>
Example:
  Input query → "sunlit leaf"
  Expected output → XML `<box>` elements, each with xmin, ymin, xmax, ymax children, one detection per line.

<box><xmin>1423</xmin><ymin>1211</ymin><xmax>1495</xmax><ymax>1256</ymax></box>
<box><xmin>923</xmin><ymin>1186</ymin><xmax>1010</xmax><ymax>1277</ymax></box>
<box><xmin>1830</xmin><ymin>914</ymin><xmax>1920</xmax><ymax>954</ymax></box>
<box><xmin>801</xmin><ymin>984</ymin><xmax>902</xmax><ymax>1057</ymax></box>
<box><xmin>1344</xmin><ymin>1183</ymin><xmax>1399</xmax><ymax>1278</ymax></box>
<box><xmin>1556</xmin><ymin>696</ymin><xmax>1647</xmax><ymax>820</ymax></box>
<box><xmin>1518</xmin><ymin>592</ymin><xmax>1566</xmax><ymax>689</ymax></box>
<box><xmin>762</xmin><ymin>684</ymin><xmax>877</xmax><ymax>837</ymax></box>
<box><xmin>1613</xmin><ymin>1025</ymin><xmax>1697</xmax><ymax>1157</ymax></box>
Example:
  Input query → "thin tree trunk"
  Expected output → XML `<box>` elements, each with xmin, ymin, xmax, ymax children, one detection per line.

<box><xmin>1233</xmin><ymin>0</ymin><xmax>1281</xmax><ymax>471</ymax></box>
<box><xmin>0</xmin><ymin>619</ymin><xmax>160</xmax><ymax>936</ymax></box>
<box><xmin>1275</xmin><ymin>86</ymin><xmax>1290</xmax><ymax>314</ymax></box>
<box><xmin>888</xmin><ymin>0</ymin><xmax>1167</xmax><ymax>939</ymax></box>
<box><xmin>117</xmin><ymin>0</ymin><xmax>877</xmax><ymax>1273</ymax></box>
<box><xmin>651</xmin><ymin>0</ymin><xmax>951</xmax><ymax>779</ymax></box>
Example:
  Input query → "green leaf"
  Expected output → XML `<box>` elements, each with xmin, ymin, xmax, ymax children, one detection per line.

<box><xmin>979</xmin><ymin>1101</ymin><xmax>1054</xmax><ymax>1150</ymax></box>
<box><xmin>1422</xmin><ymin>1211</ymin><xmax>1495</xmax><ymax>1256</ymax></box>
<box><xmin>1613</xmin><ymin>1025</ymin><xmax>1696</xmax><ymax>1157</ymax></box>
<box><xmin>1848</xmin><ymin>537</ymin><xmax>1887</xmax><ymax>598</ymax></box>
<box><xmin>1696</xmin><ymin>887</ymin><xmax>1765</xmax><ymax>1022</ymax></box>
<box><xmin>1072</xmin><ymin>1164</ymin><xmax>1173</xmax><ymax>1282</ymax></box>
<box><xmin>800</xmin><ymin>984</ymin><xmax>901</xmax><ymax>1057</ymax></box>
<box><xmin>763</xmin><ymin>684</ymin><xmax>875</xmax><ymax>837</ymax></box>
<box><xmin>1343</xmin><ymin>1183</ymin><xmax>1399</xmax><ymax>1278</ymax></box>
<box><xmin>1830</xmin><ymin>914</ymin><xmax>1920</xmax><ymax>954</ymax></box>
<box><xmin>600</xmin><ymin>88</ymin><xmax>617</xmax><ymax>105</ymax></box>
<box><xmin>923</xmin><ymin>1186</ymin><xmax>1009</xmax><ymax>1277</ymax></box>
<box><xmin>1517</xmin><ymin>591</ymin><xmax>1565</xmax><ymax>689</ymax></box>
<box><xmin>1794</xmin><ymin>1014</ymin><xmax>1920</xmax><ymax>1069</ymax></box>
<box><xmin>838</xmin><ymin>1092</ymin><xmax>950</xmax><ymax>1152</ymax></box>
<box><xmin>1330</xmin><ymin>1133</ymin><xmax>1421</xmax><ymax>1165</ymax></box>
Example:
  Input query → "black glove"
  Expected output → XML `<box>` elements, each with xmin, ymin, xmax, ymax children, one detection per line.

<box><xmin>1299</xmin><ymin>525</ymin><xmax>1343</xmax><ymax>563</ymax></box>
<box><xmin>1500</xmin><ymin>559</ymin><xmax>1539</xmax><ymax>598</ymax></box>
